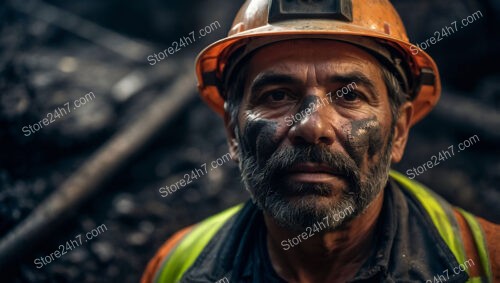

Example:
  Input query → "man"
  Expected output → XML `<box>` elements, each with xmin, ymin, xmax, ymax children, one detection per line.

<box><xmin>143</xmin><ymin>0</ymin><xmax>499</xmax><ymax>282</ymax></box>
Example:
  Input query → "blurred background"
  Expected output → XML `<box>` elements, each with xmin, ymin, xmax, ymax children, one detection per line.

<box><xmin>0</xmin><ymin>0</ymin><xmax>499</xmax><ymax>282</ymax></box>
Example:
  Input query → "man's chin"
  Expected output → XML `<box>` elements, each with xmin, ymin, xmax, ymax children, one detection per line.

<box><xmin>259</xmin><ymin>192</ymin><xmax>359</xmax><ymax>232</ymax></box>
<box><xmin>285</xmin><ymin>194</ymin><xmax>342</xmax><ymax>207</ymax></box>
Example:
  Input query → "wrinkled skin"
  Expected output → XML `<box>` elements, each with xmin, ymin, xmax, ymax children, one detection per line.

<box><xmin>224</xmin><ymin>39</ymin><xmax>413</xmax><ymax>282</ymax></box>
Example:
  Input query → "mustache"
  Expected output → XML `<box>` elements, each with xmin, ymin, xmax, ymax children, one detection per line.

<box><xmin>262</xmin><ymin>145</ymin><xmax>360</xmax><ymax>184</ymax></box>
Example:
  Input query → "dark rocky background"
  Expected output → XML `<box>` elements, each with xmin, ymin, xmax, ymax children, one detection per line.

<box><xmin>0</xmin><ymin>0</ymin><xmax>498</xmax><ymax>282</ymax></box>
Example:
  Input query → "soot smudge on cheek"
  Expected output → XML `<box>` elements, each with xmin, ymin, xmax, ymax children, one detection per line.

<box><xmin>240</xmin><ymin>118</ymin><xmax>280</xmax><ymax>166</ymax></box>
<box><xmin>341</xmin><ymin>117</ymin><xmax>384</xmax><ymax>165</ymax></box>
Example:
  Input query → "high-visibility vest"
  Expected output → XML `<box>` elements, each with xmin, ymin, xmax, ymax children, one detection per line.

<box><xmin>145</xmin><ymin>171</ymin><xmax>493</xmax><ymax>283</ymax></box>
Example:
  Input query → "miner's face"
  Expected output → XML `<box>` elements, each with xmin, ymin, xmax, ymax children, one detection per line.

<box><xmin>225</xmin><ymin>39</ymin><xmax>412</xmax><ymax>231</ymax></box>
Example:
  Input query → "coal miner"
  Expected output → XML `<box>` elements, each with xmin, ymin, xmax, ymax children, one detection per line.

<box><xmin>143</xmin><ymin>0</ymin><xmax>499</xmax><ymax>282</ymax></box>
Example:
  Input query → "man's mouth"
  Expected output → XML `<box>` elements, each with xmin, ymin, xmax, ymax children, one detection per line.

<box><xmin>284</xmin><ymin>162</ymin><xmax>345</xmax><ymax>183</ymax></box>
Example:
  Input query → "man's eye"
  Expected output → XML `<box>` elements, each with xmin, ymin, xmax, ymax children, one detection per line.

<box><xmin>262</xmin><ymin>90</ymin><xmax>290</xmax><ymax>102</ymax></box>
<box><xmin>340</xmin><ymin>91</ymin><xmax>359</xmax><ymax>102</ymax></box>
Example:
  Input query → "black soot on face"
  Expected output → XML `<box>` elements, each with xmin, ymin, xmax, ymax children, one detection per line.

<box><xmin>298</xmin><ymin>95</ymin><xmax>319</xmax><ymax>114</ymax></box>
<box><xmin>240</xmin><ymin>117</ymin><xmax>280</xmax><ymax>166</ymax></box>
<box><xmin>341</xmin><ymin>117</ymin><xmax>385</xmax><ymax>165</ymax></box>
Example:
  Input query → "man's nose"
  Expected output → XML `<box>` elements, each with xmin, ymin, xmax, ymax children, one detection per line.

<box><xmin>288</xmin><ymin>94</ymin><xmax>336</xmax><ymax>146</ymax></box>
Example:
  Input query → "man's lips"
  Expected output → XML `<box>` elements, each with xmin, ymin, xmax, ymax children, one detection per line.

<box><xmin>284</xmin><ymin>162</ymin><xmax>344</xmax><ymax>183</ymax></box>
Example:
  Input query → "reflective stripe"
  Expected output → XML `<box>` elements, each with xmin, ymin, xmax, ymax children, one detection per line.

<box><xmin>389</xmin><ymin>171</ymin><xmax>467</xmax><ymax>266</ymax></box>
<box><xmin>154</xmin><ymin>204</ymin><xmax>243</xmax><ymax>283</ymax></box>
<box><xmin>152</xmin><ymin>231</ymin><xmax>190</xmax><ymax>283</ymax></box>
<box><xmin>457</xmin><ymin>208</ymin><xmax>493</xmax><ymax>283</ymax></box>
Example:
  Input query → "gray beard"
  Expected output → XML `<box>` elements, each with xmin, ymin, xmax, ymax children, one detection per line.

<box><xmin>237</xmin><ymin>132</ymin><xmax>393</xmax><ymax>232</ymax></box>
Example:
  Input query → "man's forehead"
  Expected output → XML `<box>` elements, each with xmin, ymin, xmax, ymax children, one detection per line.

<box><xmin>245</xmin><ymin>39</ymin><xmax>383</xmax><ymax>85</ymax></box>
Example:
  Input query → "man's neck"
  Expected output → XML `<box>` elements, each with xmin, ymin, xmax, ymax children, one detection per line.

<box><xmin>264</xmin><ymin>190</ymin><xmax>385</xmax><ymax>283</ymax></box>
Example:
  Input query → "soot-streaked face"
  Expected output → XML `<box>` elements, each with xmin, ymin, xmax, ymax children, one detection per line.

<box><xmin>230</xmin><ymin>39</ymin><xmax>397</xmax><ymax>231</ymax></box>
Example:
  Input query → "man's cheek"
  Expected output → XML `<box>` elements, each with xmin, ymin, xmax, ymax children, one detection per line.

<box><xmin>240</xmin><ymin>118</ymin><xmax>280</xmax><ymax>165</ymax></box>
<box><xmin>341</xmin><ymin>117</ymin><xmax>384</xmax><ymax>165</ymax></box>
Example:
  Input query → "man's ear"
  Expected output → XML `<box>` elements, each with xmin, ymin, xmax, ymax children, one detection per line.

<box><xmin>391</xmin><ymin>101</ymin><xmax>413</xmax><ymax>163</ymax></box>
<box><xmin>224</xmin><ymin>111</ymin><xmax>240</xmax><ymax>163</ymax></box>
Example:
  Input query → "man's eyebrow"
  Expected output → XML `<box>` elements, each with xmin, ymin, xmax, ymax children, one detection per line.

<box><xmin>329</xmin><ymin>71</ymin><xmax>378</xmax><ymax>97</ymax></box>
<box><xmin>250</xmin><ymin>72</ymin><xmax>302</xmax><ymax>94</ymax></box>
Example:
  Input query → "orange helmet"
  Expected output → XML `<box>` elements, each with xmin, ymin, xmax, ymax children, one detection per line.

<box><xmin>195</xmin><ymin>0</ymin><xmax>440</xmax><ymax>125</ymax></box>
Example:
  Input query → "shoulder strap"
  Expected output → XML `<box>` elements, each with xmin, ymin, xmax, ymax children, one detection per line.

<box><xmin>476</xmin><ymin>217</ymin><xmax>500</xmax><ymax>282</ymax></box>
<box><xmin>457</xmin><ymin>208</ymin><xmax>494</xmax><ymax>282</ymax></box>
<box><xmin>153</xmin><ymin>204</ymin><xmax>243</xmax><ymax>283</ymax></box>
<box><xmin>142</xmin><ymin>226</ymin><xmax>194</xmax><ymax>283</ymax></box>
<box><xmin>390</xmin><ymin>170</ymin><xmax>492</xmax><ymax>282</ymax></box>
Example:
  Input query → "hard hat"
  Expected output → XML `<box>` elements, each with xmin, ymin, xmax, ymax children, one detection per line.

<box><xmin>195</xmin><ymin>0</ymin><xmax>441</xmax><ymax>125</ymax></box>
